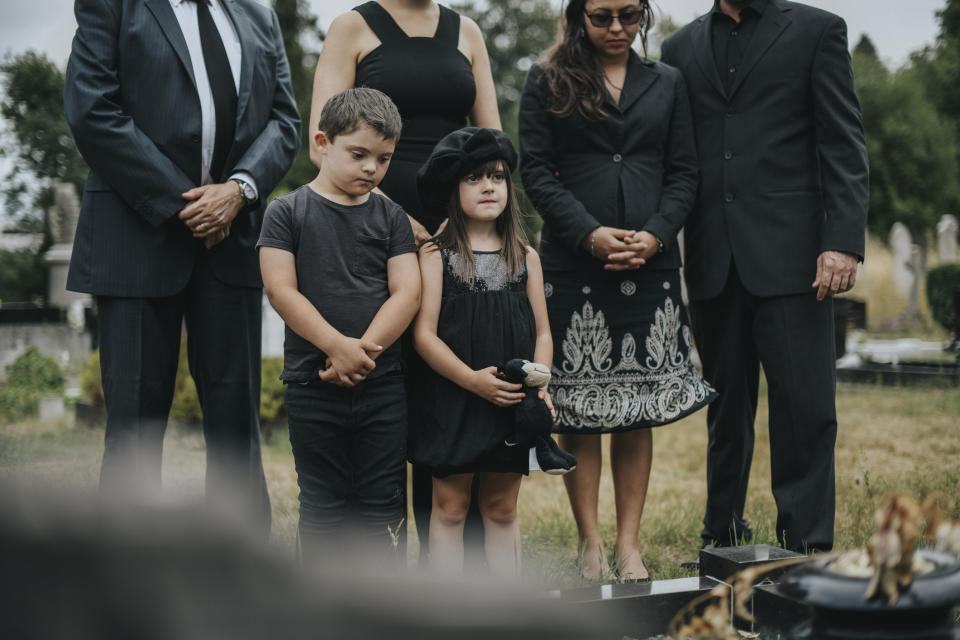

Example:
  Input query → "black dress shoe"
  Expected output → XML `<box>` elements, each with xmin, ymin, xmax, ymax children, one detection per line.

<box><xmin>680</xmin><ymin>541</ymin><xmax>714</xmax><ymax>570</ymax></box>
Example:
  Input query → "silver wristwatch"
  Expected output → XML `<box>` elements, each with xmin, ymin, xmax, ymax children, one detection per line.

<box><xmin>231</xmin><ymin>178</ymin><xmax>256</xmax><ymax>206</ymax></box>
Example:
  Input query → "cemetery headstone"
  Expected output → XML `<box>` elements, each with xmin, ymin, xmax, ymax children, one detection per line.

<box><xmin>44</xmin><ymin>181</ymin><xmax>89</xmax><ymax>310</ymax></box>
<box><xmin>889</xmin><ymin>222</ymin><xmax>913</xmax><ymax>295</ymax></box>
<box><xmin>937</xmin><ymin>214</ymin><xmax>958</xmax><ymax>264</ymax></box>
<box><xmin>907</xmin><ymin>245</ymin><xmax>923</xmax><ymax>320</ymax></box>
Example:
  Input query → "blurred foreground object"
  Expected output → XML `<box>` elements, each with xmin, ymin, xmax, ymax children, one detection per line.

<box><xmin>0</xmin><ymin>484</ymin><xmax>623</xmax><ymax>640</ymax></box>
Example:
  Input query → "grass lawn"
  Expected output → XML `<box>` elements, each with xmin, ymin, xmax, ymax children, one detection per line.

<box><xmin>1</xmin><ymin>382</ymin><xmax>958</xmax><ymax>589</ymax></box>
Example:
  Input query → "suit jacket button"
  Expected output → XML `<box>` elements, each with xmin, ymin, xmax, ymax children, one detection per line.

<box><xmin>191</xmin><ymin>134</ymin><xmax>201</xmax><ymax>143</ymax></box>
<box><xmin>613</xmin><ymin>153</ymin><xmax>622</xmax><ymax>163</ymax></box>
<box><xmin>725</xmin><ymin>193</ymin><xmax>734</xmax><ymax>203</ymax></box>
<box><xmin>724</xmin><ymin>150</ymin><xmax>733</xmax><ymax>160</ymax></box>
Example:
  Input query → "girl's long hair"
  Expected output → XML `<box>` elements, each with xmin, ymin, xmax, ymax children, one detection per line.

<box><xmin>433</xmin><ymin>159</ymin><xmax>528</xmax><ymax>284</ymax></box>
<box><xmin>540</xmin><ymin>0</ymin><xmax>654</xmax><ymax>121</ymax></box>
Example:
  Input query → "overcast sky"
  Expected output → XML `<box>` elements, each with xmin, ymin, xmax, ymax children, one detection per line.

<box><xmin>0</xmin><ymin>0</ymin><xmax>947</xmax><ymax>70</ymax></box>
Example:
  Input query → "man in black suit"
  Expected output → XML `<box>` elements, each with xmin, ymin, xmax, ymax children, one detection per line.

<box><xmin>65</xmin><ymin>0</ymin><xmax>300</xmax><ymax>535</ymax></box>
<box><xmin>661</xmin><ymin>0</ymin><xmax>868</xmax><ymax>553</ymax></box>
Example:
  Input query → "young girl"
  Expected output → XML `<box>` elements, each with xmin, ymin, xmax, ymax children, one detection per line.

<box><xmin>411</xmin><ymin>128</ymin><xmax>554</xmax><ymax>579</ymax></box>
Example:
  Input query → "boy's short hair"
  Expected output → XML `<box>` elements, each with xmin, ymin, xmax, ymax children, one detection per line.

<box><xmin>318</xmin><ymin>87</ymin><xmax>402</xmax><ymax>142</ymax></box>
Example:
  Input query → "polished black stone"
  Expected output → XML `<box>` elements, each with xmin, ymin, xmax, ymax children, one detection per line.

<box><xmin>699</xmin><ymin>544</ymin><xmax>805</xmax><ymax>582</ymax></box>
<box><xmin>551</xmin><ymin>577</ymin><xmax>723</xmax><ymax>639</ymax></box>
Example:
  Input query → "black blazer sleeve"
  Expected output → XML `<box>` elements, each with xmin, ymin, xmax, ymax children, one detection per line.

<box><xmin>518</xmin><ymin>65</ymin><xmax>601</xmax><ymax>254</ymax></box>
<box><xmin>65</xmin><ymin>0</ymin><xmax>195</xmax><ymax>227</ymax></box>
<box><xmin>231</xmin><ymin>8</ymin><xmax>300</xmax><ymax>199</ymax></box>
<box><xmin>811</xmin><ymin>16</ymin><xmax>869</xmax><ymax>259</ymax></box>
<box><xmin>641</xmin><ymin>68</ymin><xmax>698</xmax><ymax>253</ymax></box>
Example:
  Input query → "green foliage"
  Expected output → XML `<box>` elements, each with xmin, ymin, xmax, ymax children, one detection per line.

<box><xmin>0</xmin><ymin>346</ymin><xmax>64</xmax><ymax>420</ymax></box>
<box><xmin>79</xmin><ymin>346</ymin><xmax>288</xmax><ymax>427</ymax></box>
<box><xmin>6</xmin><ymin>346</ymin><xmax>63</xmax><ymax>391</ymax></box>
<box><xmin>168</xmin><ymin>340</ymin><xmax>203</xmax><ymax>425</ymax></box>
<box><xmin>453</xmin><ymin>0</ymin><xmax>558</xmax><ymax>128</ymax></box>
<box><xmin>853</xmin><ymin>38</ymin><xmax>960</xmax><ymax>243</ymax></box>
<box><xmin>79</xmin><ymin>350</ymin><xmax>103</xmax><ymax>406</ymax></box>
<box><xmin>273</xmin><ymin>0</ymin><xmax>324</xmax><ymax>193</ymax></box>
<box><xmin>0</xmin><ymin>51</ymin><xmax>87</xmax><ymax>220</ymax></box>
<box><xmin>260</xmin><ymin>357</ymin><xmax>286</xmax><ymax>426</ymax></box>
<box><xmin>0</xmin><ymin>248</ymin><xmax>47</xmax><ymax>305</ymax></box>
<box><xmin>926</xmin><ymin>263</ymin><xmax>960</xmax><ymax>331</ymax></box>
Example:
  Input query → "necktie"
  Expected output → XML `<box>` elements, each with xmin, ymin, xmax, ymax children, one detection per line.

<box><xmin>186</xmin><ymin>0</ymin><xmax>237</xmax><ymax>183</ymax></box>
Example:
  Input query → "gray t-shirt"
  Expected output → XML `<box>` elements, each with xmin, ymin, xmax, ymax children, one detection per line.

<box><xmin>257</xmin><ymin>186</ymin><xmax>417</xmax><ymax>383</ymax></box>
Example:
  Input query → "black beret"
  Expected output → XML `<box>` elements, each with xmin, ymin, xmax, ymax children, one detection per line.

<box><xmin>416</xmin><ymin>127</ymin><xmax>518</xmax><ymax>220</ymax></box>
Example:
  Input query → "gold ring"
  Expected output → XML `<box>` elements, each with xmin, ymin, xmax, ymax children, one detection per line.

<box><xmin>199</xmin><ymin>223</ymin><xmax>206</xmax><ymax>231</ymax></box>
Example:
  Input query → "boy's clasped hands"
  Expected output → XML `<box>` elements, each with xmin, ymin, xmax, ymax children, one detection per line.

<box><xmin>318</xmin><ymin>336</ymin><xmax>383</xmax><ymax>387</ymax></box>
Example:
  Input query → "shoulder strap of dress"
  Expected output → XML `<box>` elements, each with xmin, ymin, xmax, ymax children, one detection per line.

<box><xmin>434</xmin><ymin>5</ymin><xmax>461</xmax><ymax>47</ymax></box>
<box><xmin>352</xmin><ymin>2</ymin><xmax>408</xmax><ymax>44</ymax></box>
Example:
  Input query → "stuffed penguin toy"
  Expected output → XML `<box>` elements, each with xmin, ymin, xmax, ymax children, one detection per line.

<box><xmin>499</xmin><ymin>359</ymin><xmax>577</xmax><ymax>475</ymax></box>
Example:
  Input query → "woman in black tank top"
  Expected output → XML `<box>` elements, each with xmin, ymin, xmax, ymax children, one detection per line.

<box><xmin>309</xmin><ymin>0</ymin><xmax>502</xmax><ymax>566</ymax></box>
<box><xmin>310</xmin><ymin>0</ymin><xmax>500</xmax><ymax>241</ymax></box>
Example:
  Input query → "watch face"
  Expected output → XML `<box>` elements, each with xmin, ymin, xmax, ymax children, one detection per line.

<box><xmin>236</xmin><ymin>181</ymin><xmax>254</xmax><ymax>202</ymax></box>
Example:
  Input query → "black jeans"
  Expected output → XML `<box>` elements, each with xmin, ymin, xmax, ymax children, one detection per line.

<box><xmin>285</xmin><ymin>372</ymin><xmax>407</xmax><ymax>568</ymax></box>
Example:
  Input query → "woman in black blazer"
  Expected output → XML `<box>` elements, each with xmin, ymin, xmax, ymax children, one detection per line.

<box><xmin>518</xmin><ymin>0</ymin><xmax>715</xmax><ymax>581</ymax></box>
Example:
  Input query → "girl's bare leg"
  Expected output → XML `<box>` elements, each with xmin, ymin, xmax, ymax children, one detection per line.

<box><xmin>429</xmin><ymin>473</ymin><xmax>473</xmax><ymax>576</ymax></box>
<box><xmin>477</xmin><ymin>472</ymin><xmax>523</xmax><ymax>580</ymax></box>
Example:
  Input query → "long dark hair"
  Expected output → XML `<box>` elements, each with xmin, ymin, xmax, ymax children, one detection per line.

<box><xmin>541</xmin><ymin>0</ymin><xmax>654</xmax><ymax>121</ymax></box>
<box><xmin>433</xmin><ymin>159</ymin><xmax>528</xmax><ymax>284</ymax></box>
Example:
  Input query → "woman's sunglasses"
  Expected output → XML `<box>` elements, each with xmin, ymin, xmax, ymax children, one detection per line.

<box><xmin>583</xmin><ymin>8</ymin><xmax>643</xmax><ymax>29</ymax></box>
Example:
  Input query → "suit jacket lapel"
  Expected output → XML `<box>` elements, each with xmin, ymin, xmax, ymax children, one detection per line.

<box><xmin>615</xmin><ymin>54</ymin><xmax>659</xmax><ymax>113</ymax></box>
<box><xmin>727</xmin><ymin>0</ymin><xmax>792</xmax><ymax>99</ymax></box>
<box><xmin>692</xmin><ymin>15</ymin><xmax>727</xmax><ymax>99</ymax></box>
<box><xmin>221</xmin><ymin>0</ymin><xmax>255</xmax><ymax>129</ymax></box>
<box><xmin>144</xmin><ymin>0</ymin><xmax>197</xmax><ymax>89</ymax></box>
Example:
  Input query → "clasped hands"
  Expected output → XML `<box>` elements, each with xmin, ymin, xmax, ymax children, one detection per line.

<box><xmin>318</xmin><ymin>337</ymin><xmax>383</xmax><ymax>387</ymax></box>
<box><xmin>584</xmin><ymin>227</ymin><xmax>660</xmax><ymax>271</ymax></box>
<box><xmin>178</xmin><ymin>182</ymin><xmax>245</xmax><ymax>249</ymax></box>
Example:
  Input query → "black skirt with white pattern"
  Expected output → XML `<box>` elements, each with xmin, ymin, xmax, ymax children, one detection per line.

<box><xmin>544</xmin><ymin>268</ymin><xmax>716</xmax><ymax>434</ymax></box>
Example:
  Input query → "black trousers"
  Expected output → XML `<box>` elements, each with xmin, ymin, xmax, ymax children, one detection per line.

<box><xmin>285</xmin><ymin>372</ymin><xmax>407</xmax><ymax>568</ymax></box>
<box><xmin>97</xmin><ymin>254</ymin><xmax>270</xmax><ymax>537</ymax></box>
<box><xmin>689</xmin><ymin>264</ymin><xmax>837</xmax><ymax>552</ymax></box>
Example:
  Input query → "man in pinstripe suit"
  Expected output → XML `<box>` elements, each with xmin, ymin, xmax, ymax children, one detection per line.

<box><xmin>64</xmin><ymin>0</ymin><xmax>300</xmax><ymax>535</ymax></box>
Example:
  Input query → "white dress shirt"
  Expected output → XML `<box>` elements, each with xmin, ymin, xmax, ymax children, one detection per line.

<box><xmin>169</xmin><ymin>0</ymin><xmax>258</xmax><ymax>198</ymax></box>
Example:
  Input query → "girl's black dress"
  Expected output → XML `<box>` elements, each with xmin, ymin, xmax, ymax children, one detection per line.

<box><xmin>353</xmin><ymin>1</ymin><xmax>476</xmax><ymax>232</ymax></box>
<box><xmin>410</xmin><ymin>249</ymin><xmax>533</xmax><ymax>478</ymax></box>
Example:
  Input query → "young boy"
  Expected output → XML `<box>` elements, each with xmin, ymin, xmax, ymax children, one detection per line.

<box><xmin>257</xmin><ymin>88</ymin><xmax>419</xmax><ymax>567</ymax></box>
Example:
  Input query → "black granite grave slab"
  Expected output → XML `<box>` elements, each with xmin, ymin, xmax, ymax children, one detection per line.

<box><xmin>551</xmin><ymin>577</ymin><xmax>723</xmax><ymax>639</ymax></box>
<box><xmin>699</xmin><ymin>544</ymin><xmax>805</xmax><ymax>582</ymax></box>
<box><xmin>836</xmin><ymin>361</ymin><xmax>958</xmax><ymax>387</ymax></box>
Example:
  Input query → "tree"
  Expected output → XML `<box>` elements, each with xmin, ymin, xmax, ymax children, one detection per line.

<box><xmin>0</xmin><ymin>51</ymin><xmax>84</xmax><ymax>304</ymax></box>
<box><xmin>452</xmin><ymin>0</ymin><xmax>558</xmax><ymax>142</ymax></box>
<box><xmin>911</xmin><ymin>0</ymin><xmax>960</xmax><ymax>161</ymax></box>
<box><xmin>0</xmin><ymin>51</ymin><xmax>87</xmax><ymax>222</ymax></box>
<box><xmin>273</xmin><ymin>0</ymin><xmax>324</xmax><ymax>193</ymax></box>
<box><xmin>853</xmin><ymin>35</ymin><xmax>960</xmax><ymax>267</ymax></box>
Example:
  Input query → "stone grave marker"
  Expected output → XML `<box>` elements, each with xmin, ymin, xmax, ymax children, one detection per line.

<box><xmin>889</xmin><ymin>222</ymin><xmax>913</xmax><ymax>295</ymax></box>
<box><xmin>44</xmin><ymin>181</ymin><xmax>90</xmax><ymax>310</ymax></box>
<box><xmin>938</xmin><ymin>214</ymin><xmax>958</xmax><ymax>263</ymax></box>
